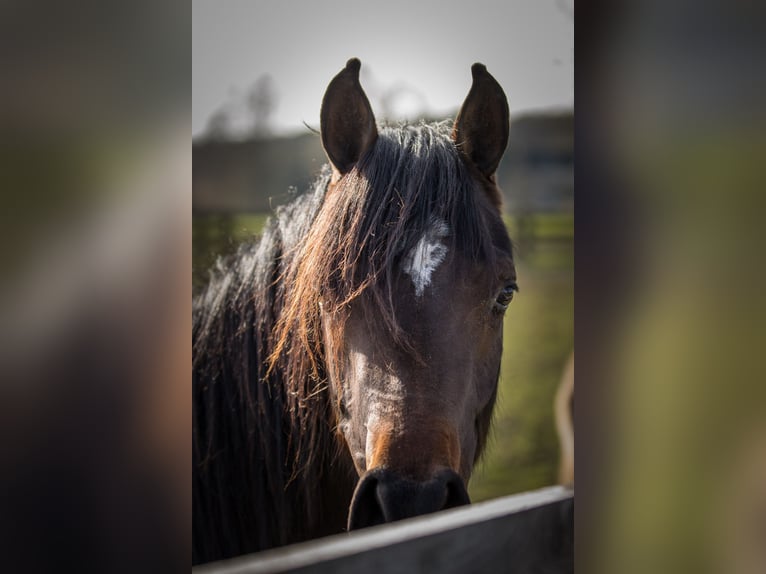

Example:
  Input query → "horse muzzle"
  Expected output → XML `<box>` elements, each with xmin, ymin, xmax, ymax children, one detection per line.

<box><xmin>347</xmin><ymin>467</ymin><xmax>470</xmax><ymax>530</ymax></box>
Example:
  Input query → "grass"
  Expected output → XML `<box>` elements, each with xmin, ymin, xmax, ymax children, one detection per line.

<box><xmin>504</xmin><ymin>212</ymin><xmax>574</xmax><ymax>241</ymax></box>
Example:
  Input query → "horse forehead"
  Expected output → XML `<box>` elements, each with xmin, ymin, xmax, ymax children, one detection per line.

<box><xmin>401</xmin><ymin>218</ymin><xmax>450</xmax><ymax>297</ymax></box>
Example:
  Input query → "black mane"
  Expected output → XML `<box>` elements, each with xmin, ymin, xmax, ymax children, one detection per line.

<box><xmin>193</xmin><ymin>169</ymin><xmax>339</xmax><ymax>564</ymax></box>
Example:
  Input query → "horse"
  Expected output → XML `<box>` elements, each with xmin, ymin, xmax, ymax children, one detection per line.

<box><xmin>192</xmin><ymin>58</ymin><xmax>515</xmax><ymax>565</ymax></box>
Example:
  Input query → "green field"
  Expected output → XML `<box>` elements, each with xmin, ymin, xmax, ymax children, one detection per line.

<box><xmin>193</xmin><ymin>212</ymin><xmax>573</xmax><ymax>501</ymax></box>
<box><xmin>504</xmin><ymin>212</ymin><xmax>574</xmax><ymax>241</ymax></box>
<box><xmin>192</xmin><ymin>213</ymin><xmax>271</xmax><ymax>293</ymax></box>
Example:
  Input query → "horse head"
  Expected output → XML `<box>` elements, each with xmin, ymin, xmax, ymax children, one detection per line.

<box><xmin>315</xmin><ymin>59</ymin><xmax>515</xmax><ymax>530</ymax></box>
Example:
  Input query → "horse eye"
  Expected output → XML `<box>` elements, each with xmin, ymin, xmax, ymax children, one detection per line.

<box><xmin>494</xmin><ymin>283</ymin><xmax>518</xmax><ymax>312</ymax></box>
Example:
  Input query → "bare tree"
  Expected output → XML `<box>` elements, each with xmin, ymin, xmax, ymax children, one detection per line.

<box><xmin>205</xmin><ymin>105</ymin><xmax>231</xmax><ymax>140</ymax></box>
<box><xmin>247</xmin><ymin>75</ymin><xmax>276</xmax><ymax>137</ymax></box>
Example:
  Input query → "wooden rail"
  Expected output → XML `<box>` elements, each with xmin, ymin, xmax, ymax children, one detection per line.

<box><xmin>193</xmin><ymin>486</ymin><xmax>574</xmax><ymax>574</ymax></box>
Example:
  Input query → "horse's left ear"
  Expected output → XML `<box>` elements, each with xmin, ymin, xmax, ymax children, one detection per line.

<box><xmin>452</xmin><ymin>63</ymin><xmax>509</xmax><ymax>179</ymax></box>
<box><xmin>320</xmin><ymin>58</ymin><xmax>378</xmax><ymax>176</ymax></box>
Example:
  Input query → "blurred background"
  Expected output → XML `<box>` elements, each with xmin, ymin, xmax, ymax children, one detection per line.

<box><xmin>192</xmin><ymin>0</ymin><xmax>574</xmax><ymax>502</ymax></box>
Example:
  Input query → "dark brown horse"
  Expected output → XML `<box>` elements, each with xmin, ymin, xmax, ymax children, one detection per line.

<box><xmin>192</xmin><ymin>58</ymin><xmax>514</xmax><ymax>565</ymax></box>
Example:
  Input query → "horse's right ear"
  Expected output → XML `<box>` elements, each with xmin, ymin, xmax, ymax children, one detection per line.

<box><xmin>320</xmin><ymin>58</ymin><xmax>378</xmax><ymax>176</ymax></box>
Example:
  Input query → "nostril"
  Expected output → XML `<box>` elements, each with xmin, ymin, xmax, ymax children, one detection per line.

<box><xmin>442</xmin><ymin>473</ymin><xmax>471</xmax><ymax>510</ymax></box>
<box><xmin>348</xmin><ymin>469</ymin><xmax>471</xmax><ymax>530</ymax></box>
<box><xmin>347</xmin><ymin>474</ymin><xmax>385</xmax><ymax>531</ymax></box>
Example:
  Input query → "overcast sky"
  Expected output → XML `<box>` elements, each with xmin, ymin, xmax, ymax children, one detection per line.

<box><xmin>193</xmin><ymin>0</ymin><xmax>573</xmax><ymax>138</ymax></box>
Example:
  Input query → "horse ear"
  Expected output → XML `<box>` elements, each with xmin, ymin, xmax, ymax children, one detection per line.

<box><xmin>320</xmin><ymin>58</ymin><xmax>378</xmax><ymax>175</ymax></box>
<box><xmin>452</xmin><ymin>63</ymin><xmax>509</xmax><ymax>178</ymax></box>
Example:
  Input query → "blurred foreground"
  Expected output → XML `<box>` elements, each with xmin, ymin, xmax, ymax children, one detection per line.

<box><xmin>579</xmin><ymin>3</ymin><xmax>766</xmax><ymax>573</ymax></box>
<box><xmin>0</xmin><ymin>1</ymin><xmax>189</xmax><ymax>571</ymax></box>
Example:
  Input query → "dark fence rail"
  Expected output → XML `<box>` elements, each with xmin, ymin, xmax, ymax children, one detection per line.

<box><xmin>193</xmin><ymin>486</ymin><xmax>574</xmax><ymax>574</ymax></box>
